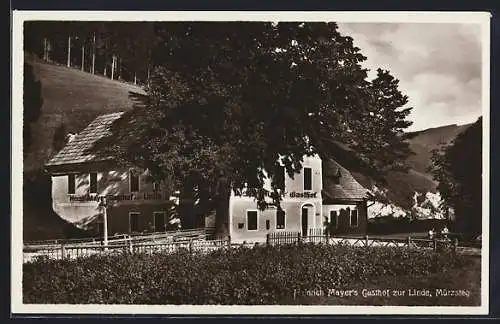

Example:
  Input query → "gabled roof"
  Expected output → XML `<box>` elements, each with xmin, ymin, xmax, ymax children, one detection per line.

<box><xmin>322</xmin><ymin>159</ymin><xmax>370</xmax><ymax>202</ymax></box>
<box><xmin>45</xmin><ymin>112</ymin><xmax>125</xmax><ymax>168</ymax></box>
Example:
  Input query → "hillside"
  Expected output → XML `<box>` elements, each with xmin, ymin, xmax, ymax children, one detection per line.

<box><xmin>23</xmin><ymin>60</ymin><xmax>146</xmax><ymax>241</ymax></box>
<box><xmin>24</xmin><ymin>59</ymin><xmax>147</xmax><ymax>172</ymax></box>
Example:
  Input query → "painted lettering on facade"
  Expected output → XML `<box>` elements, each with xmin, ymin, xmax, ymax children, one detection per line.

<box><xmin>69</xmin><ymin>192</ymin><xmax>165</xmax><ymax>202</ymax></box>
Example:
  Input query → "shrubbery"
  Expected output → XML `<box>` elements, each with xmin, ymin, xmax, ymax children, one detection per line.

<box><xmin>23</xmin><ymin>243</ymin><xmax>467</xmax><ymax>304</ymax></box>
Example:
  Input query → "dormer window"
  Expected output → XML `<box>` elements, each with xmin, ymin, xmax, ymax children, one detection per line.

<box><xmin>273</xmin><ymin>165</ymin><xmax>285</xmax><ymax>190</ymax></box>
<box><xmin>334</xmin><ymin>169</ymin><xmax>341</xmax><ymax>185</ymax></box>
<box><xmin>303</xmin><ymin>167</ymin><xmax>312</xmax><ymax>191</ymax></box>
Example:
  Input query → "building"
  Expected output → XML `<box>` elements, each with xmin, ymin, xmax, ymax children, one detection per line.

<box><xmin>44</xmin><ymin>112</ymin><xmax>371</xmax><ymax>240</ymax></box>
<box><xmin>44</xmin><ymin>112</ymin><xmax>178</xmax><ymax>236</ymax></box>
<box><xmin>225</xmin><ymin>155</ymin><xmax>371</xmax><ymax>243</ymax></box>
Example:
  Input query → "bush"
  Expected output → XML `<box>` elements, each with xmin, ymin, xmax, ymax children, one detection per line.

<box><xmin>23</xmin><ymin>244</ymin><xmax>467</xmax><ymax>305</ymax></box>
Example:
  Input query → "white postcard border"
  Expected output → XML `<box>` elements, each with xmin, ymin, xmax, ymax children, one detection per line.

<box><xmin>11</xmin><ymin>10</ymin><xmax>491</xmax><ymax>315</ymax></box>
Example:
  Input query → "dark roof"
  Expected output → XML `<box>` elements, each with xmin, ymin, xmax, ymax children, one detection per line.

<box><xmin>45</xmin><ymin>112</ymin><xmax>125</xmax><ymax>167</ymax></box>
<box><xmin>322</xmin><ymin>159</ymin><xmax>370</xmax><ymax>202</ymax></box>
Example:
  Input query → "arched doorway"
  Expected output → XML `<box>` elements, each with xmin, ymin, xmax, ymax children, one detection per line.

<box><xmin>301</xmin><ymin>203</ymin><xmax>315</xmax><ymax>237</ymax></box>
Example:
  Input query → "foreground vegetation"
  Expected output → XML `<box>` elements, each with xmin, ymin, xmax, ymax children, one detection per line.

<box><xmin>23</xmin><ymin>243</ymin><xmax>480</xmax><ymax>305</ymax></box>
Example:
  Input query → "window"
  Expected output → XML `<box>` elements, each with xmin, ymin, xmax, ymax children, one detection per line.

<box><xmin>129</xmin><ymin>170</ymin><xmax>140</xmax><ymax>192</ymax></box>
<box><xmin>350</xmin><ymin>210</ymin><xmax>358</xmax><ymax>227</ymax></box>
<box><xmin>129</xmin><ymin>212</ymin><xmax>140</xmax><ymax>232</ymax></box>
<box><xmin>303</xmin><ymin>167</ymin><xmax>312</xmax><ymax>191</ymax></box>
<box><xmin>68</xmin><ymin>174</ymin><xmax>75</xmax><ymax>194</ymax></box>
<box><xmin>153</xmin><ymin>211</ymin><xmax>166</xmax><ymax>232</ymax></box>
<box><xmin>273</xmin><ymin>165</ymin><xmax>285</xmax><ymax>190</ymax></box>
<box><xmin>330</xmin><ymin>210</ymin><xmax>338</xmax><ymax>228</ymax></box>
<box><xmin>89</xmin><ymin>172</ymin><xmax>98</xmax><ymax>194</ymax></box>
<box><xmin>276</xmin><ymin>209</ymin><xmax>286</xmax><ymax>229</ymax></box>
<box><xmin>266</xmin><ymin>220</ymin><xmax>270</xmax><ymax>230</ymax></box>
<box><xmin>247</xmin><ymin>210</ymin><xmax>258</xmax><ymax>231</ymax></box>
<box><xmin>334</xmin><ymin>169</ymin><xmax>341</xmax><ymax>185</ymax></box>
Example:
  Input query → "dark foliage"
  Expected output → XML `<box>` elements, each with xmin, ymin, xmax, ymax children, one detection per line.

<box><xmin>52</xmin><ymin>123</ymin><xmax>67</xmax><ymax>152</ymax></box>
<box><xmin>23</xmin><ymin>63</ymin><xmax>43</xmax><ymax>151</ymax></box>
<box><xmin>429</xmin><ymin>117</ymin><xmax>482</xmax><ymax>240</ymax></box>
<box><xmin>23</xmin><ymin>244</ymin><xmax>466</xmax><ymax>304</ymax></box>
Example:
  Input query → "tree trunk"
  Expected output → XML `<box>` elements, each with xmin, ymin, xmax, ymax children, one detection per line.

<box><xmin>179</xmin><ymin>181</ymin><xmax>195</xmax><ymax>229</ymax></box>
<box><xmin>119</xmin><ymin>57</ymin><xmax>122</xmax><ymax>80</ymax></box>
<box><xmin>215</xmin><ymin>185</ymin><xmax>231</xmax><ymax>238</ymax></box>
<box><xmin>104</xmin><ymin>65</ymin><xmax>107</xmax><ymax>77</ymax></box>
<box><xmin>67</xmin><ymin>35</ymin><xmax>71</xmax><ymax>68</ymax></box>
<box><xmin>43</xmin><ymin>38</ymin><xmax>47</xmax><ymax>61</ymax></box>
<box><xmin>81</xmin><ymin>45</ymin><xmax>85</xmax><ymax>71</ymax></box>
<box><xmin>91</xmin><ymin>32</ymin><xmax>96</xmax><ymax>74</ymax></box>
<box><xmin>111</xmin><ymin>55</ymin><xmax>116</xmax><ymax>80</ymax></box>
<box><xmin>146</xmin><ymin>64</ymin><xmax>151</xmax><ymax>88</ymax></box>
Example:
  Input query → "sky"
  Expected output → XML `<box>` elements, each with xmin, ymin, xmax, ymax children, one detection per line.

<box><xmin>336</xmin><ymin>23</ymin><xmax>483</xmax><ymax>132</ymax></box>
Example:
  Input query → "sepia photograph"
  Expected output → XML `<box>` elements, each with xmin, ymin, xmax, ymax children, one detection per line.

<box><xmin>11</xmin><ymin>11</ymin><xmax>490</xmax><ymax>315</ymax></box>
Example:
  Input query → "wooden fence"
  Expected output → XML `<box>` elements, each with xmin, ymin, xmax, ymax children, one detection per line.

<box><xmin>267</xmin><ymin>229</ymin><xmax>460</xmax><ymax>252</ymax></box>
<box><xmin>23</xmin><ymin>229</ymin><xmax>465</xmax><ymax>264</ymax></box>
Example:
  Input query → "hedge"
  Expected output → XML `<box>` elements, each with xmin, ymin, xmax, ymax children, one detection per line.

<box><xmin>23</xmin><ymin>243</ymin><xmax>467</xmax><ymax>304</ymax></box>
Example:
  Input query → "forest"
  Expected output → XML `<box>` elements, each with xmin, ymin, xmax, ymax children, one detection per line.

<box><xmin>24</xmin><ymin>21</ymin><xmax>155</xmax><ymax>86</ymax></box>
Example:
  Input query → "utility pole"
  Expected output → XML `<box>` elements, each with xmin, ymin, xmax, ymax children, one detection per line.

<box><xmin>99</xmin><ymin>196</ymin><xmax>108</xmax><ymax>251</ymax></box>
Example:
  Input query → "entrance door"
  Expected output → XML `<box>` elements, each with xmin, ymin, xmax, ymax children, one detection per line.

<box><xmin>154</xmin><ymin>212</ymin><xmax>166</xmax><ymax>232</ymax></box>
<box><xmin>301</xmin><ymin>207</ymin><xmax>308</xmax><ymax>236</ymax></box>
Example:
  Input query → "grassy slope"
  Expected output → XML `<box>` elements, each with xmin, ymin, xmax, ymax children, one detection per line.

<box><xmin>23</xmin><ymin>60</ymin><xmax>146</xmax><ymax>241</ymax></box>
<box><xmin>25</xmin><ymin>59</ymin><xmax>146</xmax><ymax>172</ymax></box>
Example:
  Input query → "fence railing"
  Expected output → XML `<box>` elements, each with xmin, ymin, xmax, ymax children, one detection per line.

<box><xmin>24</xmin><ymin>230</ymin><xmax>469</xmax><ymax>264</ymax></box>
<box><xmin>24</xmin><ymin>228</ymin><xmax>207</xmax><ymax>247</ymax></box>
<box><xmin>267</xmin><ymin>230</ymin><xmax>460</xmax><ymax>252</ymax></box>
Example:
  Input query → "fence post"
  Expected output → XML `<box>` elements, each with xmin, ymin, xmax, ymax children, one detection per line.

<box><xmin>61</xmin><ymin>243</ymin><xmax>65</xmax><ymax>260</ymax></box>
<box><xmin>129</xmin><ymin>237</ymin><xmax>133</xmax><ymax>254</ymax></box>
<box><xmin>297</xmin><ymin>232</ymin><xmax>301</xmax><ymax>245</ymax></box>
<box><xmin>407</xmin><ymin>236</ymin><xmax>411</xmax><ymax>248</ymax></box>
<box><xmin>266</xmin><ymin>233</ymin><xmax>270</xmax><ymax>246</ymax></box>
<box><xmin>227</xmin><ymin>235</ymin><xmax>231</xmax><ymax>249</ymax></box>
<box><xmin>189</xmin><ymin>240</ymin><xmax>193</xmax><ymax>254</ymax></box>
<box><xmin>365</xmin><ymin>235</ymin><xmax>369</xmax><ymax>247</ymax></box>
<box><xmin>433</xmin><ymin>238</ymin><xmax>437</xmax><ymax>251</ymax></box>
<box><xmin>453</xmin><ymin>237</ymin><xmax>459</xmax><ymax>253</ymax></box>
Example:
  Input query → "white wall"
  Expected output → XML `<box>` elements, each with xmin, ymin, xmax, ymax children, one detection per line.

<box><xmin>51</xmin><ymin>167</ymin><xmax>172</xmax><ymax>229</ymax></box>
<box><xmin>229</xmin><ymin>154</ymin><xmax>324</xmax><ymax>243</ymax></box>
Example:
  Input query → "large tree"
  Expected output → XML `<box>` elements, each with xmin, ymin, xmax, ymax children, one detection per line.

<box><xmin>104</xmin><ymin>22</ymin><xmax>413</xmax><ymax>229</ymax></box>
<box><xmin>430</xmin><ymin>117</ymin><xmax>482</xmax><ymax>240</ymax></box>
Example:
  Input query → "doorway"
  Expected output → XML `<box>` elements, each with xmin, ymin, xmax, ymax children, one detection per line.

<box><xmin>301</xmin><ymin>206</ymin><xmax>309</xmax><ymax>236</ymax></box>
<box><xmin>154</xmin><ymin>212</ymin><xmax>166</xmax><ymax>232</ymax></box>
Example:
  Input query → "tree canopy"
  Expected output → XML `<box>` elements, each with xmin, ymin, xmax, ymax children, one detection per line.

<box><xmin>103</xmin><ymin>22</ymin><xmax>413</xmax><ymax>221</ymax></box>
<box><xmin>429</xmin><ymin>117</ymin><xmax>482</xmax><ymax>239</ymax></box>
